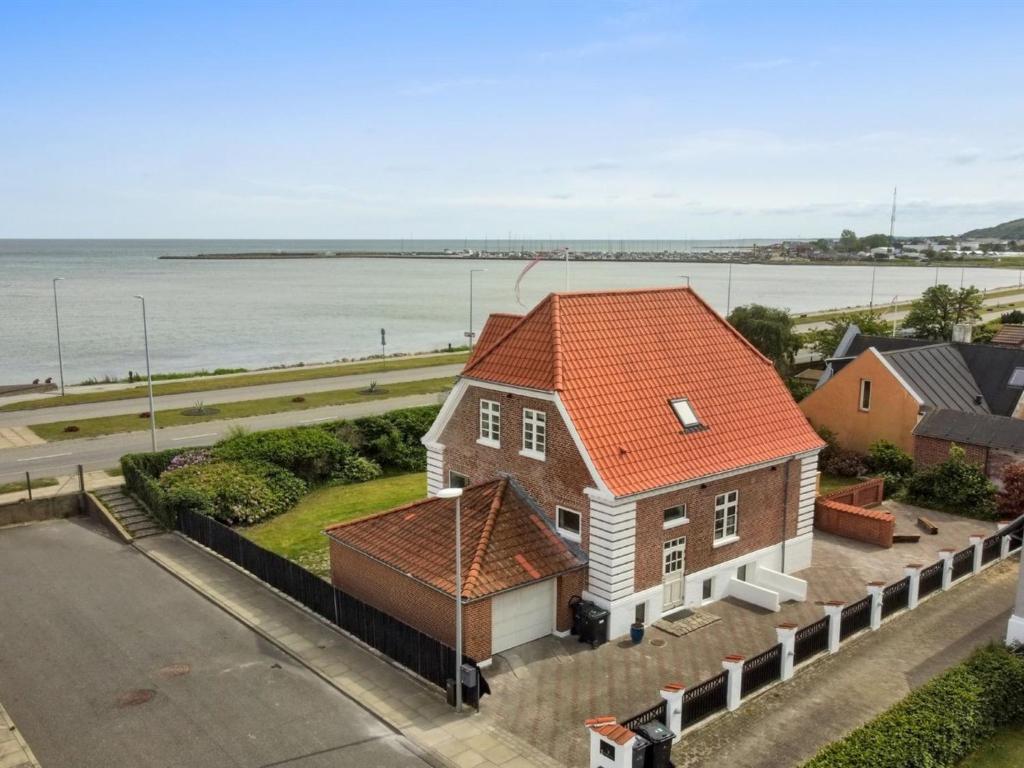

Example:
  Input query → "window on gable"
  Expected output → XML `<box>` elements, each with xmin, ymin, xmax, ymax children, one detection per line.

<box><xmin>714</xmin><ymin>490</ymin><xmax>738</xmax><ymax>542</ymax></box>
<box><xmin>663</xmin><ymin>504</ymin><xmax>688</xmax><ymax>528</ymax></box>
<box><xmin>670</xmin><ymin>398</ymin><xmax>701</xmax><ymax>429</ymax></box>
<box><xmin>479</xmin><ymin>400</ymin><xmax>500</xmax><ymax>445</ymax></box>
<box><xmin>859</xmin><ymin>379</ymin><xmax>872</xmax><ymax>411</ymax></box>
<box><xmin>556</xmin><ymin>506</ymin><xmax>581</xmax><ymax>542</ymax></box>
<box><xmin>522</xmin><ymin>408</ymin><xmax>547</xmax><ymax>458</ymax></box>
<box><xmin>1010</xmin><ymin>367</ymin><xmax>1024</xmax><ymax>387</ymax></box>
<box><xmin>448</xmin><ymin>470</ymin><xmax>468</xmax><ymax>489</ymax></box>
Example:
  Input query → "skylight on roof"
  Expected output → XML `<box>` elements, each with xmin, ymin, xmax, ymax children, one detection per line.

<box><xmin>671</xmin><ymin>398</ymin><xmax>701</xmax><ymax>429</ymax></box>
<box><xmin>1010</xmin><ymin>367</ymin><xmax>1024</xmax><ymax>388</ymax></box>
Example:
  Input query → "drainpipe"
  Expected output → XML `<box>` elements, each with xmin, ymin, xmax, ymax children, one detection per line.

<box><xmin>780</xmin><ymin>458</ymin><xmax>792</xmax><ymax>572</ymax></box>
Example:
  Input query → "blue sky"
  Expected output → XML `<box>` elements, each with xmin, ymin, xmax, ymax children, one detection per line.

<box><xmin>2</xmin><ymin>0</ymin><xmax>1022</xmax><ymax>239</ymax></box>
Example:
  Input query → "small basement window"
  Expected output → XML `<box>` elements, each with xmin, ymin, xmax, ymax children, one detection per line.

<box><xmin>1010</xmin><ymin>367</ymin><xmax>1024</xmax><ymax>387</ymax></box>
<box><xmin>556</xmin><ymin>506</ymin><xmax>582</xmax><ymax>542</ymax></box>
<box><xmin>448</xmin><ymin>470</ymin><xmax>468</xmax><ymax>489</ymax></box>
<box><xmin>670</xmin><ymin>398</ymin><xmax>701</xmax><ymax>429</ymax></box>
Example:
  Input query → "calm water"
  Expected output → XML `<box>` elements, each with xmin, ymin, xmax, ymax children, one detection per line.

<box><xmin>0</xmin><ymin>240</ymin><xmax>1017</xmax><ymax>383</ymax></box>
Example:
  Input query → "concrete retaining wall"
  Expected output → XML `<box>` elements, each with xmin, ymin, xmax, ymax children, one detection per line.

<box><xmin>0</xmin><ymin>493</ymin><xmax>83</xmax><ymax>527</ymax></box>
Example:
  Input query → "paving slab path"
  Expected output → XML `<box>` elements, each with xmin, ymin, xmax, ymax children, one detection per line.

<box><xmin>0</xmin><ymin>700</ymin><xmax>39</xmax><ymax>768</ymax></box>
<box><xmin>673</xmin><ymin>557</ymin><xmax>1019</xmax><ymax>768</ymax></box>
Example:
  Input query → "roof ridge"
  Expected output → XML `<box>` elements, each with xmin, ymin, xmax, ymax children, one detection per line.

<box><xmin>461</xmin><ymin>295</ymin><xmax>552</xmax><ymax>379</ymax></box>
<box><xmin>552</xmin><ymin>285</ymin><xmax>693</xmax><ymax>300</ymax></box>
<box><xmin>551</xmin><ymin>293</ymin><xmax>564</xmax><ymax>391</ymax></box>
<box><xmin>462</xmin><ymin>477</ymin><xmax>507</xmax><ymax>598</ymax></box>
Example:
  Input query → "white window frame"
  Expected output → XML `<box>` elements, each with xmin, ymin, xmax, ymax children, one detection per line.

<box><xmin>520</xmin><ymin>408</ymin><xmax>547</xmax><ymax>460</ymax></box>
<box><xmin>859</xmin><ymin>379</ymin><xmax>872</xmax><ymax>412</ymax></box>
<box><xmin>670</xmin><ymin>397</ymin><xmax>701</xmax><ymax>429</ymax></box>
<box><xmin>448</xmin><ymin>470</ymin><xmax>469</xmax><ymax>489</ymax></box>
<box><xmin>713</xmin><ymin>490</ymin><xmax>739</xmax><ymax>546</ymax></box>
<box><xmin>556</xmin><ymin>506</ymin><xmax>581</xmax><ymax>543</ymax></box>
<box><xmin>478</xmin><ymin>399</ymin><xmax>501</xmax><ymax>447</ymax></box>
<box><xmin>663</xmin><ymin>504</ymin><xmax>689</xmax><ymax>529</ymax></box>
<box><xmin>663</xmin><ymin>536</ymin><xmax>686</xmax><ymax>575</ymax></box>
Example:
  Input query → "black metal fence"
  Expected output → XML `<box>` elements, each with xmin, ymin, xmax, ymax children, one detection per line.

<box><xmin>622</xmin><ymin>700</ymin><xmax>667</xmax><ymax>732</ymax></box>
<box><xmin>840</xmin><ymin>596</ymin><xmax>872</xmax><ymax>640</ymax></box>
<box><xmin>741</xmin><ymin>644</ymin><xmax>782</xmax><ymax>697</ymax></box>
<box><xmin>794</xmin><ymin>617</ymin><xmax>830</xmax><ymax>664</ymax></box>
<box><xmin>951</xmin><ymin>546</ymin><xmax>975</xmax><ymax>581</ymax></box>
<box><xmin>881</xmin><ymin>577</ymin><xmax>910</xmax><ymax>619</ymax></box>
<box><xmin>681</xmin><ymin>671</ymin><xmax>728</xmax><ymax>728</ymax></box>
<box><xmin>177</xmin><ymin>508</ymin><xmax>472</xmax><ymax>691</ymax></box>
<box><xmin>918</xmin><ymin>560</ymin><xmax>944</xmax><ymax>598</ymax></box>
<box><xmin>982</xmin><ymin>534</ymin><xmax>1002</xmax><ymax>565</ymax></box>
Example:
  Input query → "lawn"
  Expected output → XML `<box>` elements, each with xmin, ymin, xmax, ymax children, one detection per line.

<box><xmin>242</xmin><ymin>472</ymin><xmax>426</xmax><ymax>577</ymax></box>
<box><xmin>0</xmin><ymin>351</ymin><xmax>469</xmax><ymax>412</ymax></box>
<box><xmin>959</xmin><ymin>725</ymin><xmax>1024</xmax><ymax>768</ymax></box>
<box><xmin>29</xmin><ymin>376</ymin><xmax>453</xmax><ymax>441</ymax></box>
<box><xmin>818</xmin><ymin>473</ymin><xmax>863</xmax><ymax>495</ymax></box>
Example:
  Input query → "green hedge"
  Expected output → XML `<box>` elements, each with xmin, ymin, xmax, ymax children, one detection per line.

<box><xmin>120</xmin><ymin>449</ymin><xmax>185</xmax><ymax>528</ymax></box>
<box><xmin>214</xmin><ymin>426</ymin><xmax>376</xmax><ymax>484</ymax></box>
<box><xmin>802</xmin><ymin>645</ymin><xmax>1024</xmax><ymax>768</ymax></box>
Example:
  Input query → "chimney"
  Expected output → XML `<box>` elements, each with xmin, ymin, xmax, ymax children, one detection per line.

<box><xmin>952</xmin><ymin>323</ymin><xmax>973</xmax><ymax>344</ymax></box>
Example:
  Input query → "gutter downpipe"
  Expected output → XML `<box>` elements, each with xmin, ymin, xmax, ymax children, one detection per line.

<box><xmin>781</xmin><ymin>458</ymin><xmax>792</xmax><ymax>572</ymax></box>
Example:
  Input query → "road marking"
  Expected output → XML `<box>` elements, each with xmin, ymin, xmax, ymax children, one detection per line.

<box><xmin>171</xmin><ymin>433</ymin><xmax>218</xmax><ymax>442</ymax></box>
<box><xmin>17</xmin><ymin>452</ymin><xmax>72</xmax><ymax>462</ymax></box>
<box><xmin>300</xmin><ymin>417</ymin><xmax>334</xmax><ymax>424</ymax></box>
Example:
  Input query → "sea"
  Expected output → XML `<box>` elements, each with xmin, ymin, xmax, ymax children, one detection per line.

<box><xmin>1</xmin><ymin>239</ymin><xmax>1019</xmax><ymax>384</ymax></box>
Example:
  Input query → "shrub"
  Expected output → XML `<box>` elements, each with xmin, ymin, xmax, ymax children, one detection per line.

<box><xmin>334</xmin><ymin>454</ymin><xmax>382</xmax><ymax>484</ymax></box>
<box><xmin>214</xmin><ymin>426</ymin><xmax>350</xmax><ymax>484</ymax></box>
<box><xmin>802</xmin><ymin>644</ymin><xmax>1024</xmax><ymax>768</ymax></box>
<box><xmin>1000</xmin><ymin>309</ymin><xmax>1024</xmax><ymax>324</ymax></box>
<box><xmin>998</xmin><ymin>462</ymin><xmax>1024</xmax><ymax>519</ymax></box>
<box><xmin>867</xmin><ymin>439</ymin><xmax>914</xmax><ymax>477</ymax></box>
<box><xmin>350</xmin><ymin>405</ymin><xmax>440</xmax><ymax>472</ymax></box>
<box><xmin>905</xmin><ymin>445</ymin><xmax>997</xmax><ymax>519</ymax></box>
<box><xmin>823</xmin><ymin>449</ymin><xmax>868</xmax><ymax>478</ymax></box>
<box><xmin>165</xmin><ymin>449</ymin><xmax>212</xmax><ymax>472</ymax></box>
<box><xmin>159</xmin><ymin>460</ymin><xmax>305</xmax><ymax>525</ymax></box>
<box><xmin>121</xmin><ymin>449</ymin><xmax>187</xmax><ymax>527</ymax></box>
<box><xmin>817</xmin><ymin>426</ymin><xmax>840</xmax><ymax>466</ymax></box>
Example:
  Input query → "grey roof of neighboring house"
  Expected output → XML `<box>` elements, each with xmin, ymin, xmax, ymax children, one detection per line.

<box><xmin>881</xmin><ymin>344</ymin><xmax>990</xmax><ymax>414</ymax></box>
<box><xmin>914</xmin><ymin>409</ymin><xmax>1024</xmax><ymax>451</ymax></box>
<box><xmin>955</xmin><ymin>343</ymin><xmax>1024</xmax><ymax>417</ymax></box>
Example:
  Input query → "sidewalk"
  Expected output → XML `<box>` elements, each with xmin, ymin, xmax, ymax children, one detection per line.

<box><xmin>137</xmin><ymin>532</ymin><xmax>559</xmax><ymax>768</ymax></box>
<box><xmin>0</xmin><ymin>700</ymin><xmax>40</xmax><ymax>768</ymax></box>
<box><xmin>673</xmin><ymin>557</ymin><xmax>1020</xmax><ymax>768</ymax></box>
<box><xmin>0</xmin><ymin>471</ymin><xmax>122</xmax><ymax>505</ymax></box>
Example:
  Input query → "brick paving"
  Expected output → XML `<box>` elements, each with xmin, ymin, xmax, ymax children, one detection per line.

<box><xmin>0</xmin><ymin>701</ymin><xmax>39</xmax><ymax>768</ymax></box>
<box><xmin>485</xmin><ymin>510</ymin><xmax>997</xmax><ymax>768</ymax></box>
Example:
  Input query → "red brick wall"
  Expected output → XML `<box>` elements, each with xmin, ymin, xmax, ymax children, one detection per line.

<box><xmin>556</xmin><ymin>569</ymin><xmax>587</xmax><ymax>632</ymax></box>
<box><xmin>439</xmin><ymin>384</ymin><xmax>595</xmax><ymax>550</ymax></box>
<box><xmin>814</xmin><ymin>498</ymin><xmax>894</xmax><ymax>547</ymax></box>
<box><xmin>821</xmin><ymin>476</ymin><xmax>884</xmax><ymax>507</ymax></box>
<box><xmin>632</xmin><ymin>459</ymin><xmax>801</xmax><ymax>592</ymax></box>
<box><xmin>329</xmin><ymin>540</ymin><xmax>493</xmax><ymax>661</ymax></box>
<box><xmin>914</xmin><ymin>436</ymin><xmax>988</xmax><ymax>472</ymax></box>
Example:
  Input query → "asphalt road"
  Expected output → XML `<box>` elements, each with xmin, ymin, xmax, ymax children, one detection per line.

<box><xmin>0</xmin><ymin>393</ymin><xmax>443</xmax><ymax>482</ymax></box>
<box><xmin>0</xmin><ymin>518</ymin><xmax>435</xmax><ymax>768</ymax></box>
<box><xmin>0</xmin><ymin>364</ymin><xmax>463</xmax><ymax>428</ymax></box>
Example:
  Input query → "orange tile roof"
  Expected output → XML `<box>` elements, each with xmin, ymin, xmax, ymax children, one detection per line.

<box><xmin>325</xmin><ymin>478</ymin><xmax>585</xmax><ymax>600</ymax></box>
<box><xmin>462</xmin><ymin>287</ymin><xmax>823</xmax><ymax>496</ymax></box>
<box><xmin>992</xmin><ymin>324</ymin><xmax>1024</xmax><ymax>347</ymax></box>
<box><xmin>466</xmin><ymin>313</ymin><xmax>523</xmax><ymax>367</ymax></box>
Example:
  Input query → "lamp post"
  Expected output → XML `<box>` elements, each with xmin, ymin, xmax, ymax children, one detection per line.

<box><xmin>52</xmin><ymin>277</ymin><xmax>66</xmax><ymax>396</ymax></box>
<box><xmin>436</xmin><ymin>486</ymin><xmax>464</xmax><ymax>712</ymax></box>
<box><xmin>134</xmin><ymin>295</ymin><xmax>157</xmax><ymax>451</ymax></box>
<box><xmin>468</xmin><ymin>269</ymin><xmax>487</xmax><ymax>347</ymax></box>
<box><xmin>725</xmin><ymin>260</ymin><xmax>734</xmax><ymax>316</ymax></box>
<box><xmin>678</xmin><ymin>274</ymin><xmax>690</xmax><ymax>287</ymax></box>
<box><xmin>869</xmin><ymin>265</ymin><xmax>877</xmax><ymax>309</ymax></box>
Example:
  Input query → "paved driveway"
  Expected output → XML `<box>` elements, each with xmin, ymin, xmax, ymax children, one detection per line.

<box><xmin>0</xmin><ymin>518</ymin><xmax>434</xmax><ymax>768</ymax></box>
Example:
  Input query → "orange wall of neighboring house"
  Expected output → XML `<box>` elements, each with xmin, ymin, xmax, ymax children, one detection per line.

<box><xmin>800</xmin><ymin>350</ymin><xmax>920</xmax><ymax>455</ymax></box>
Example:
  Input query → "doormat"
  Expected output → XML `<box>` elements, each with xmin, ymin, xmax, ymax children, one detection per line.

<box><xmin>653</xmin><ymin>610</ymin><xmax>721</xmax><ymax>638</ymax></box>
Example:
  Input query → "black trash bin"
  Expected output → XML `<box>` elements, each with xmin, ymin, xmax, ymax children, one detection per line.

<box><xmin>630</xmin><ymin>733</ymin><xmax>650</xmax><ymax>768</ymax></box>
<box><xmin>577</xmin><ymin>602</ymin><xmax>609</xmax><ymax>648</ymax></box>
<box><xmin>446</xmin><ymin>665</ymin><xmax>491</xmax><ymax>710</ymax></box>
<box><xmin>636</xmin><ymin>720</ymin><xmax>673</xmax><ymax>768</ymax></box>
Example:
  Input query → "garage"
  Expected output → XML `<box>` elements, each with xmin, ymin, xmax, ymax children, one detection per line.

<box><xmin>491</xmin><ymin>579</ymin><xmax>555</xmax><ymax>653</ymax></box>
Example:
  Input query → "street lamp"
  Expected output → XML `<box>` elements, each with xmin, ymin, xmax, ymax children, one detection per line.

<box><xmin>134</xmin><ymin>295</ymin><xmax>157</xmax><ymax>451</ymax></box>
<box><xmin>869</xmin><ymin>265</ymin><xmax>877</xmax><ymax>309</ymax></box>
<box><xmin>678</xmin><ymin>274</ymin><xmax>690</xmax><ymax>287</ymax></box>
<box><xmin>52</xmin><ymin>278</ymin><xmax>66</xmax><ymax>396</ymax></box>
<box><xmin>467</xmin><ymin>269</ymin><xmax>487</xmax><ymax>348</ymax></box>
<box><xmin>436</xmin><ymin>486</ymin><xmax>464</xmax><ymax>712</ymax></box>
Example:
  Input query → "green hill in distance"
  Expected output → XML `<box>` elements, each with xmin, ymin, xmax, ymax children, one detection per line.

<box><xmin>962</xmin><ymin>217</ymin><xmax>1024</xmax><ymax>239</ymax></box>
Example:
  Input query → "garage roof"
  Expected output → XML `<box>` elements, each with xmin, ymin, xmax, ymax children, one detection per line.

<box><xmin>325</xmin><ymin>478</ymin><xmax>585</xmax><ymax>601</ymax></box>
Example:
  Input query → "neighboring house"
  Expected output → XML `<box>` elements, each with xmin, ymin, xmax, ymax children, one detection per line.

<box><xmin>414</xmin><ymin>286</ymin><xmax>823</xmax><ymax>645</ymax></box>
<box><xmin>802</xmin><ymin>328</ymin><xmax>1024</xmax><ymax>478</ymax></box>
<box><xmin>913</xmin><ymin>409</ymin><xmax>1024</xmax><ymax>488</ymax></box>
<box><xmin>992</xmin><ymin>325</ymin><xmax>1024</xmax><ymax>348</ymax></box>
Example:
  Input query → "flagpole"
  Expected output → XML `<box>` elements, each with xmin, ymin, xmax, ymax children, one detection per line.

<box><xmin>564</xmin><ymin>249</ymin><xmax>569</xmax><ymax>291</ymax></box>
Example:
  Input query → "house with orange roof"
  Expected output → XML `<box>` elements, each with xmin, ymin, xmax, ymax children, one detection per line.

<box><xmin>412</xmin><ymin>286</ymin><xmax>823</xmax><ymax>646</ymax></box>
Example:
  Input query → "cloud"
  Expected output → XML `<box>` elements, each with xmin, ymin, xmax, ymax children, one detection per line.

<box><xmin>735</xmin><ymin>57</ymin><xmax>794</xmax><ymax>71</ymax></box>
<box><xmin>949</xmin><ymin>147</ymin><xmax>983</xmax><ymax>165</ymax></box>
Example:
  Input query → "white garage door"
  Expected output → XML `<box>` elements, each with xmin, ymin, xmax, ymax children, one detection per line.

<box><xmin>490</xmin><ymin>579</ymin><xmax>555</xmax><ymax>654</ymax></box>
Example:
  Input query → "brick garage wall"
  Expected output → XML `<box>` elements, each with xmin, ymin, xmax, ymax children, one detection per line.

<box><xmin>633</xmin><ymin>459</ymin><xmax>802</xmax><ymax>592</ymax></box>
<box><xmin>329</xmin><ymin>540</ymin><xmax>493</xmax><ymax>661</ymax></box>
<box><xmin>439</xmin><ymin>384</ymin><xmax>595</xmax><ymax>551</ymax></box>
<box><xmin>814</xmin><ymin>498</ymin><xmax>894</xmax><ymax>548</ymax></box>
<box><xmin>821</xmin><ymin>476</ymin><xmax>884</xmax><ymax>507</ymax></box>
<box><xmin>556</xmin><ymin>569</ymin><xmax>587</xmax><ymax>632</ymax></box>
<box><xmin>914</xmin><ymin>437</ymin><xmax>989</xmax><ymax>473</ymax></box>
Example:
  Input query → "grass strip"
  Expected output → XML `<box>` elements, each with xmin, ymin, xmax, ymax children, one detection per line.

<box><xmin>28</xmin><ymin>377</ymin><xmax>453</xmax><ymax>441</ymax></box>
<box><xmin>0</xmin><ymin>477</ymin><xmax>59</xmax><ymax>494</ymax></box>
<box><xmin>241</xmin><ymin>472</ymin><xmax>426</xmax><ymax>577</ymax></box>
<box><xmin>1</xmin><ymin>351</ymin><xmax>468</xmax><ymax>413</ymax></box>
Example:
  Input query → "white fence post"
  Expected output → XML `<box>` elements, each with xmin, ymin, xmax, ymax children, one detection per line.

<box><xmin>905</xmin><ymin>564</ymin><xmax>922</xmax><ymax>610</ymax></box>
<box><xmin>660</xmin><ymin>683</ymin><xmax>685</xmax><ymax>743</ymax></box>
<box><xmin>776</xmin><ymin>623</ymin><xmax>798</xmax><ymax>681</ymax></box>
<box><xmin>867</xmin><ymin>582</ymin><xmax>884</xmax><ymax>630</ymax></box>
<box><xmin>1002</xmin><ymin>534</ymin><xmax>1012</xmax><ymax>560</ymax></box>
<box><xmin>586</xmin><ymin>717</ymin><xmax>636</xmax><ymax>768</ymax></box>
<box><xmin>722</xmin><ymin>655</ymin><xmax>745</xmax><ymax>711</ymax></box>
<box><xmin>970</xmin><ymin>533</ymin><xmax>984</xmax><ymax>573</ymax></box>
<box><xmin>939</xmin><ymin>549</ymin><xmax>955</xmax><ymax>591</ymax></box>
<box><xmin>824</xmin><ymin>601</ymin><xmax>845</xmax><ymax>653</ymax></box>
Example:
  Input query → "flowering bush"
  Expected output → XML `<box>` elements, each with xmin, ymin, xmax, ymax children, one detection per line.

<box><xmin>159</xmin><ymin>460</ymin><xmax>305</xmax><ymax>525</ymax></box>
<box><xmin>165</xmin><ymin>449</ymin><xmax>212</xmax><ymax>472</ymax></box>
<box><xmin>998</xmin><ymin>463</ymin><xmax>1024</xmax><ymax>519</ymax></box>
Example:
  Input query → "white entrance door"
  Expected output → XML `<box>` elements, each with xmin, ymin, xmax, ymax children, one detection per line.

<box><xmin>663</xmin><ymin>537</ymin><xmax>686</xmax><ymax>611</ymax></box>
<box><xmin>491</xmin><ymin>579</ymin><xmax>555</xmax><ymax>654</ymax></box>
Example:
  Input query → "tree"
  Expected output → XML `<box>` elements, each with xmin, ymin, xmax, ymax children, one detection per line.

<box><xmin>998</xmin><ymin>463</ymin><xmax>1024</xmax><ymax>519</ymax></box>
<box><xmin>903</xmin><ymin>284</ymin><xmax>984</xmax><ymax>340</ymax></box>
<box><xmin>812</xmin><ymin>238</ymin><xmax>831</xmax><ymax>252</ymax></box>
<box><xmin>727</xmin><ymin>304</ymin><xmax>801</xmax><ymax>373</ymax></box>
<box><xmin>1001</xmin><ymin>309</ymin><xmax>1024</xmax><ymax>324</ymax></box>
<box><xmin>839</xmin><ymin>229</ymin><xmax>859</xmax><ymax>253</ymax></box>
<box><xmin>803</xmin><ymin>310</ymin><xmax>890</xmax><ymax>356</ymax></box>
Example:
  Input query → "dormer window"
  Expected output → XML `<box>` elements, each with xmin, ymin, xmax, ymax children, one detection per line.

<box><xmin>670</xmin><ymin>398</ymin><xmax>702</xmax><ymax>430</ymax></box>
<box><xmin>1010</xmin><ymin>367</ymin><xmax>1024</xmax><ymax>388</ymax></box>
